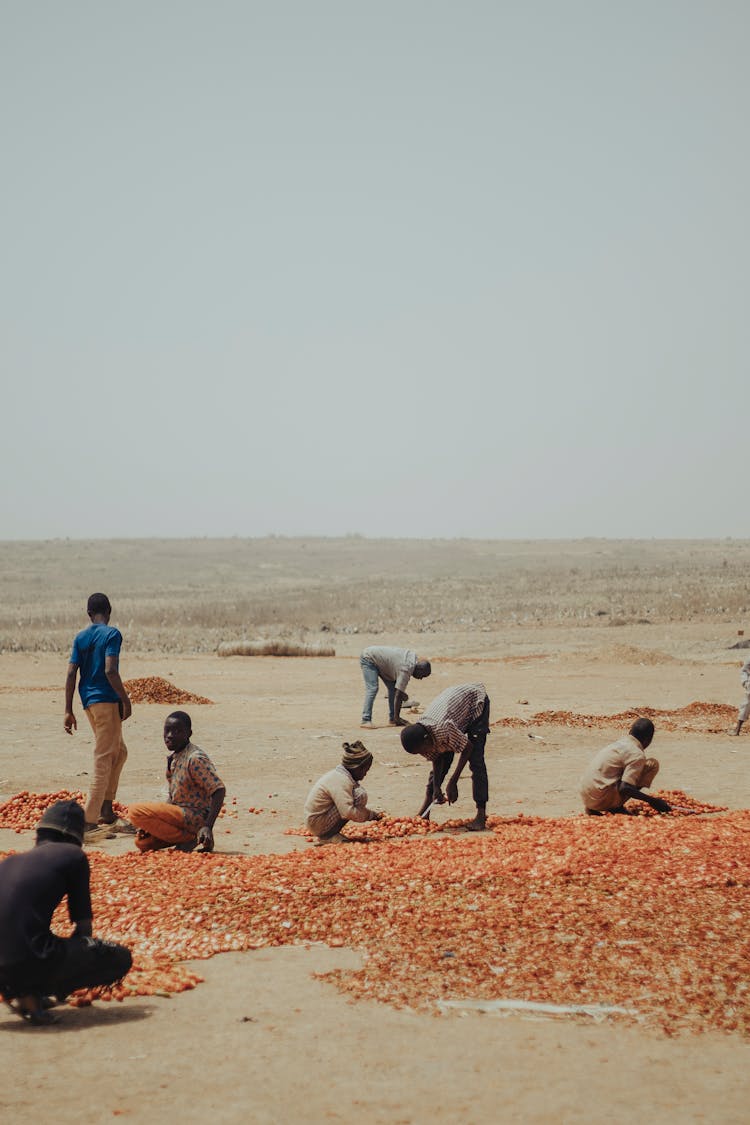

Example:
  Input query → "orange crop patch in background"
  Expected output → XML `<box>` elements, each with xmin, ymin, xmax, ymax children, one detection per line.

<box><xmin>123</xmin><ymin>677</ymin><xmax>213</xmax><ymax>705</ymax></box>
<box><xmin>495</xmin><ymin>702</ymin><xmax>736</xmax><ymax>734</ymax></box>
<box><xmin>2</xmin><ymin>810</ymin><xmax>745</xmax><ymax>1038</ymax></box>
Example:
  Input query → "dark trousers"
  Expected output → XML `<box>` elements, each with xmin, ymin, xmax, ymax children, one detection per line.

<box><xmin>424</xmin><ymin>697</ymin><xmax>490</xmax><ymax>807</ymax></box>
<box><xmin>0</xmin><ymin>936</ymin><xmax>132</xmax><ymax>1001</ymax></box>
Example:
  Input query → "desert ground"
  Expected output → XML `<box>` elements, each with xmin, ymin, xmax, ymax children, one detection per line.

<box><xmin>1</xmin><ymin>537</ymin><xmax>749</xmax><ymax>1124</ymax></box>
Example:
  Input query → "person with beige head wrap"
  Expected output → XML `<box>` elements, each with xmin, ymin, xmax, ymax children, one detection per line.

<box><xmin>304</xmin><ymin>741</ymin><xmax>383</xmax><ymax>845</ymax></box>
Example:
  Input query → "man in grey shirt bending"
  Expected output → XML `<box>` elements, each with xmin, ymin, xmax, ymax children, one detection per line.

<box><xmin>360</xmin><ymin>645</ymin><xmax>431</xmax><ymax>728</ymax></box>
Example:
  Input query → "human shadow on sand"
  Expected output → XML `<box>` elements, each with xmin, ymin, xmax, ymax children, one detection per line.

<box><xmin>0</xmin><ymin>1000</ymin><xmax>153</xmax><ymax>1034</ymax></box>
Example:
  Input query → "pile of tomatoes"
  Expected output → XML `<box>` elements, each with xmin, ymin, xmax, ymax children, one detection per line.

<box><xmin>2</xmin><ymin>787</ymin><xmax>745</xmax><ymax>1036</ymax></box>
<box><xmin>123</xmin><ymin>677</ymin><xmax>213</xmax><ymax>705</ymax></box>
<box><xmin>4</xmin><ymin>804</ymin><xmax>735</xmax><ymax>1036</ymax></box>
<box><xmin>0</xmin><ymin>790</ymin><xmax>128</xmax><ymax>832</ymax></box>
<box><xmin>495</xmin><ymin>701</ymin><xmax>736</xmax><ymax>733</ymax></box>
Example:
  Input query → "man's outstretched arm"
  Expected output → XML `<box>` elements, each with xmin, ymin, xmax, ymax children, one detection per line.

<box><xmin>392</xmin><ymin>689</ymin><xmax>409</xmax><ymax>724</ymax></box>
<box><xmin>618</xmin><ymin>781</ymin><xmax>670</xmax><ymax>813</ymax></box>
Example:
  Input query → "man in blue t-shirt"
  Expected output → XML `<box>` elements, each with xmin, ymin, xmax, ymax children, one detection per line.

<box><xmin>64</xmin><ymin>593</ymin><xmax>132</xmax><ymax>837</ymax></box>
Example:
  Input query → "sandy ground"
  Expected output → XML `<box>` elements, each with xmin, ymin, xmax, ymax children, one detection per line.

<box><xmin>2</xmin><ymin>625</ymin><xmax>750</xmax><ymax>1123</ymax></box>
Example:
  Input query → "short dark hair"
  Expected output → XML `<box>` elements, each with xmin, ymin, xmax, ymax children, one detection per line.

<box><xmin>167</xmin><ymin>710</ymin><xmax>192</xmax><ymax>731</ymax></box>
<box><xmin>400</xmin><ymin>722</ymin><xmax>429</xmax><ymax>754</ymax></box>
<box><xmin>87</xmin><ymin>592</ymin><xmax>112</xmax><ymax>616</ymax></box>
<box><xmin>630</xmin><ymin>717</ymin><xmax>655</xmax><ymax>747</ymax></box>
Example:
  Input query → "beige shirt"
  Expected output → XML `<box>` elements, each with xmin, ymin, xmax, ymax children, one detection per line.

<box><xmin>579</xmin><ymin>734</ymin><xmax>647</xmax><ymax>812</ymax></box>
<box><xmin>361</xmin><ymin>646</ymin><xmax>417</xmax><ymax>693</ymax></box>
<box><xmin>304</xmin><ymin>765</ymin><xmax>371</xmax><ymax>824</ymax></box>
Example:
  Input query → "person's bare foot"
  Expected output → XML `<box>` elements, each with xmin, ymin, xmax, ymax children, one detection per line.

<box><xmin>99</xmin><ymin>801</ymin><xmax>117</xmax><ymax>824</ymax></box>
<box><xmin>84</xmin><ymin>823</ymin><xmax>114</xmax><ymax>842</ymax></box>
<box><xmin>465</xmin><ymin>814</ymin><xmax>487</xmax><ymax>832</ymax></box>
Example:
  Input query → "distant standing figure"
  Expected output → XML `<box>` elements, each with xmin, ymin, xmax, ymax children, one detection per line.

<box><xmin>128</xmin><ymin>712</ymin><xmax>226</xmax><ymax>853</ymax></box>
<box><xmin>304</xmin><ymin>741</ymin><xmax>383</xmax><ymax>845</ymax></box>
<box><xmin>579</xmin><ymin>718</ymin><xmax>671</xmax><ymax>815</ymax></box>
<box><xmin>0</xmin><ymin>799</ymin><xmax>131</xmax><ymax>1025</ymax></box>
<box><xmin>733</xmin><ymin>660</ymin><xmax>750</xmax><ymax>736</ymax></box>
<box><xmin>400</xmin><ymin>683</ymin><xmax>490</xmax><ymax>831</ymax></box>
<box><xmin>360</xmin><ymin>645</ymin><xmax>431</xmax><ymax>728</ymax></box>
<box><xmin>64</xmin><ymin>593</ymin><xmax>132</xmax><ymax>838</ymax></box>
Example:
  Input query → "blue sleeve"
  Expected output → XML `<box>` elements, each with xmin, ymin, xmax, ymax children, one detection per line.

<box><xmin>70</xmin><ymin>636</ymin><xmax>80</xmax><ymax>663</ymax></box>
<box><xmin>104</xmin><ymin>628</ymin><xmax>123</xmax><ymax>658</ymax></box>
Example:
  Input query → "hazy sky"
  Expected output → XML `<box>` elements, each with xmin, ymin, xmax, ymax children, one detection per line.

<box><xmin>2</xmin><ymin>2</ymin><xmax>747</xmax><ymax>540</ymax></box>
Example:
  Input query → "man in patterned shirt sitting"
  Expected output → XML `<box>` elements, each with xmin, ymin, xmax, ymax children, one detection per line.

<box><xmin>400</xmin><ymin>683</ymin><xmax>491</xmax><ymax>831</ymax></box>
<box><xmin>128</xmin><ymin>712</ymin><xmax>226</xmax><ymax>853</ymax></box>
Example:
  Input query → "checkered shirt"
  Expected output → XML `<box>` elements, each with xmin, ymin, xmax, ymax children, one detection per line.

<box><xmin>418</xmin><ymin>683</ymin><xmax>489</xmax><ymax>760</ymax></box>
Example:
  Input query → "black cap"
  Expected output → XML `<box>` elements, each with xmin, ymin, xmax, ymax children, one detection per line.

<box><xmin>38</xmin><ymin>799</ymin><xmax>85</xmax><ymax>845</ymax></box>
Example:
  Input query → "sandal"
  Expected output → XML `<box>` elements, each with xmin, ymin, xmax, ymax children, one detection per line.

<box><xmin>4</xmin><ymin>995</ymin><xmax>58</xmax><ymax>1026</ymax></box>
<box><xmin>465</xmin><ymin>817</ymin><xmax>488</xmax><ymax>832</ymax></box>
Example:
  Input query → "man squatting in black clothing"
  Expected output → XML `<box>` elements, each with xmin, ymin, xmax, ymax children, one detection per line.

<box><xmin>0</xmin><ymin>799</ymin><xmax>132</xmax><ymax>1025</ymax></box>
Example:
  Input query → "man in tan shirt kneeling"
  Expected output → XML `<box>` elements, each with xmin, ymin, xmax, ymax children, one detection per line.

<box><xmin>579</xmin><ymin>717</ymin><xmax>671</xmax><ymax>816</ymax></box>
<box><xmin>304</xmin><ymin>741</ymin><xmax>383</xmax><ymax>845</ymax></box>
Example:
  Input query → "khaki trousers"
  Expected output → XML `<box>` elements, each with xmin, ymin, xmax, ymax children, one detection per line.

<box><xmin>84</xmin><ymin>702</ymin><xmax>128</xmax><ymax>824</ymax></box>
<box><xmin>306</xmin><ymin>807</ymin><xmax>348</xmax><ymax>839</ymax></box>
<box><xmin>582</xmin><ymin>757</ymin><xmax>660</xmax><ymax>812</ymax></box>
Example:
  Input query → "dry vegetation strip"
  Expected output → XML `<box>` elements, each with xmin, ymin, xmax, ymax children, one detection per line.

<box><xmin>217</xmin><ymin>641</ymin><xmax>335</xmax><ymax>657</ymax></box>
<box><xmin>1</xmin><ymin>537</ymin><xmax>749</xmax><ymax>652</ymax></box>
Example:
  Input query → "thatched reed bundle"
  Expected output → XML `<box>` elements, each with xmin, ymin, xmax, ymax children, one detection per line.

<box><xmin>217</xmin><ymin>640</ymin><xmax>336</xmax><ymax>658</ymax></box>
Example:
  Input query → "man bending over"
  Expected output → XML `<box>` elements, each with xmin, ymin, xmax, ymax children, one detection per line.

<box><xmin>400</xmin><ymin>683</ymin><xmax>491</xmax><ymax>831</ymax></box>
<box><xmin>360</xmin><ymin>645</ymin><xmax>431</xmax><ymax>728</ymax></box>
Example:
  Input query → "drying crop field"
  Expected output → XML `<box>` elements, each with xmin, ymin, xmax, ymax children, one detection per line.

<box><xmin>1</xmin><ymin>536</ymin><xmax>750</xmax><ymax>1124</ymax></box>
